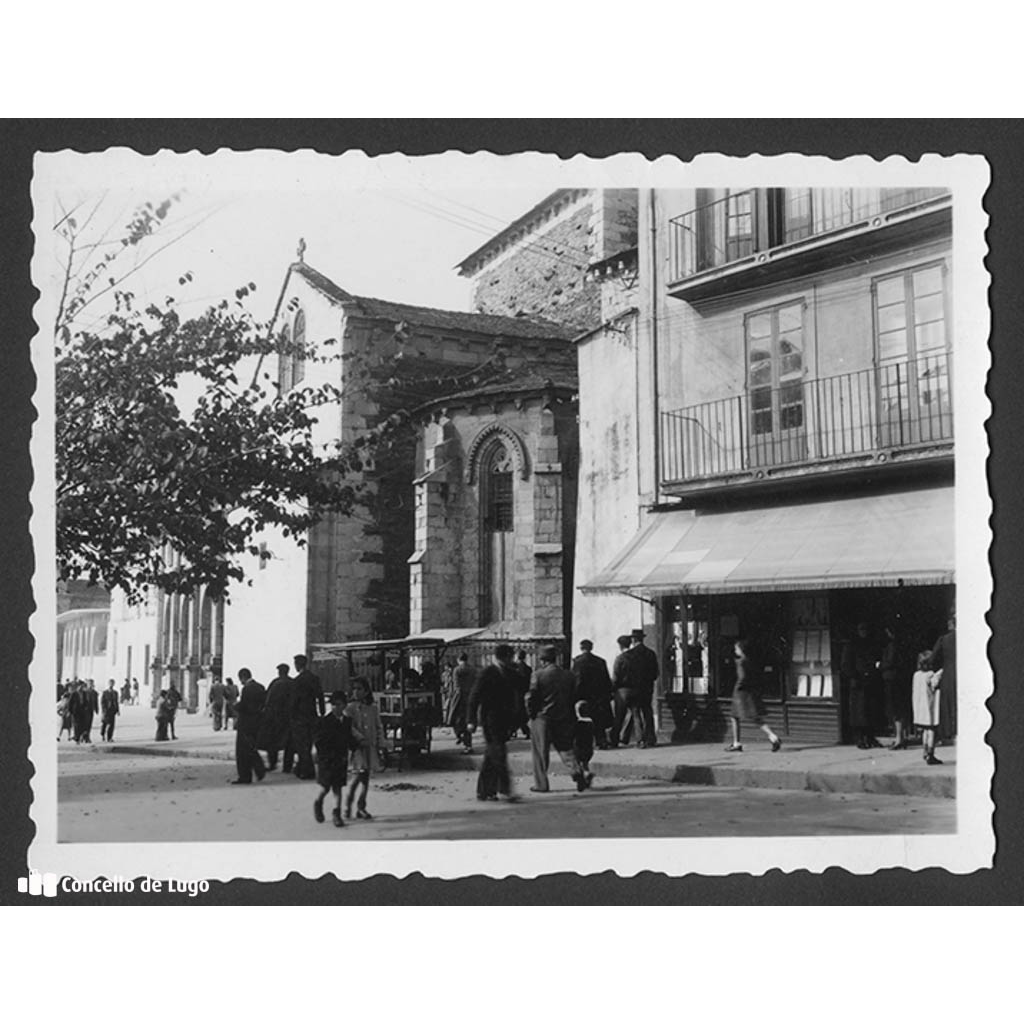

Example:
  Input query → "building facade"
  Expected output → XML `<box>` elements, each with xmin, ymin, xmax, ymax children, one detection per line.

<box><xmin>222</xmin><ymin>253</ymin><xmax>577</xmax><ymax>685</ymax></box>
<box><xmin>579</xmin><ymin>186</ymin><xmax>956</xmax><ymax>744</ymax></box>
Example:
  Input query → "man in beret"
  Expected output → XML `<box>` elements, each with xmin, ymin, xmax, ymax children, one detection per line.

<box><xmin>629</xmin><ymin>628</ymin><xmax>660</xmax><ymax>748</ymax></box>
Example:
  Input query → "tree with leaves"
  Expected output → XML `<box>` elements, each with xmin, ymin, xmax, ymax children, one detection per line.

<box><xmin>54</xmin><ymin>194</ymin><xmax>388</xmax><ymax>602</ymax></box>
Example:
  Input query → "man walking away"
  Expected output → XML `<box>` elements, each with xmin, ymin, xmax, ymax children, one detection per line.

<box><xmin>208</xmin><ymin>676</ymin><xmax>226</xmax><ymax>731</ymax></box>
<box><xmin>629</xmin><ymin>628</ymin><xmax>660</xmax><ymax>748</ymax></box>
<box><xmin>449</xmin><ymin>653</ymin><xmax>476</xmax><ymax>753</ymax></box>
<box><xmin>610</xmin><ymin>635</ymin><xmax>637</xmax><ymax>748</ymax></box>
<box><xmin>466</xmin><ymin>644</ymin><xmax>521</xmax><ymax>802</ymax></box>
<box><xmin>290</xmin><ymin>654</ymin><xmax>325</xmax><ymax>780</ymax></box>
<box><xmin>259</xmin><ymin>663</ymin><xmax>294</xmax><ymax>771</ymax></box>
<box><xmin>100</xmin><ymin>679</ymin><xmax>120</xmax><ymax>742</ymax></box>
<box><xmin>231</xmin><ymin>668</ymin><xmax>267</xmax><ymax>785</ymax></box>
<box><xmin>571</xmin><ymin>639</ymin><xmax>614</xmax><ymax>749</ymax></box>
<box><xmin>527</xmin><ymin>646</ymin><xmax>585</xmax><ymax>793</ymax></box>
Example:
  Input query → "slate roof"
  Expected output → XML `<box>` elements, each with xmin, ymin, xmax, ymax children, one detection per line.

<box><xmin>347</xmin><ymin>294</ymin><xmax>573</xmax><ymax>341</ymax></box>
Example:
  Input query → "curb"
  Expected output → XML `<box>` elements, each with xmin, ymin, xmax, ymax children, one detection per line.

<box><xmin>94</xmin><ymin>741</ymin><xmax>955</xmax><ymax>799</ymax></box>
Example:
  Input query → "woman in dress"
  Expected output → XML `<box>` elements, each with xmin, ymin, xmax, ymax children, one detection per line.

<box><xmin>726</xmin><ymin>639</ymin><xmax>782</xmax><ymax>753</ymax></box>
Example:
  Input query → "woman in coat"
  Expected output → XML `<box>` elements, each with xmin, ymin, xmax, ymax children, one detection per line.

<box><xmin>726</xmin><ymin>639</ymin><xmax>782</xmax><ymax>753</ymax></box>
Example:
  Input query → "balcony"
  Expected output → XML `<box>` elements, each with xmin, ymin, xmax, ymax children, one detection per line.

<box><xmin>660</xmin><ymin>354</ymin><xmax>953</xmax><ymax>494</ymax></box>
<box><xmin>667</xmin><ymin>188</ymin><xmax>952</xmax><ymax>301</ymax></box>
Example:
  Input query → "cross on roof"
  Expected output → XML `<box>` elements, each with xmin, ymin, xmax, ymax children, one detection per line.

<box><xmin>296</xmin><ymin>238</ymin><xmax>306</xmax><ymax>262</ymax></box>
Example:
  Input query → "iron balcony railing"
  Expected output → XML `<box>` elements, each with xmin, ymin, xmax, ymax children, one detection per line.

<box><xmin>660</xmin><ymin>353</ymin><xmax>953</xmax><ymax>486</ymax></box>
<box><xmin>668</xmin><ymin>187</ymin><xmax>950</xmax><ymax>283</ymax></box>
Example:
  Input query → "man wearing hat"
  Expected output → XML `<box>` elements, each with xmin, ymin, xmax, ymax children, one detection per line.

<box><xmin>258</xmin><ymin>662</ymin><xmax>294</xmax><ymax>771</ymax></box>
<box><xmin>610</xmin><ymin>634</ymin><xmax>637</xmax><ymax>747</ymax></box>
<box><xmin>629</xmin><ymin>628</ymin><xmax>660</xmax><ymax>748</ymax></box>
<box><xmin>231</xmin><ymin>668</ymin><xmax>267</xmax><ymax>784</ymax></box>
<box><xmin>571</xmin><ymin>639</ymin><xmax>614</xmax><ymax>749</ymax></box>
<box><xmin>527</xmin><ymin>645</ymin><xmax>585</xmax><ymax>792</ymax></box>
<box><xmin>313</xmin><ymin>690</ymin><xmax>354</xmax><ymax>827</ymax></box>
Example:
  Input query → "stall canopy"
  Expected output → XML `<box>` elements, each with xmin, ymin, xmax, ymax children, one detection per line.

<box><xmin>580</xmin><ymin>485</ymin><xmax>954</xmax><ymax>596</ymax></box>
<box><xmin>311</xmin><ymin>628</ymin><xmax>486</xmax><ymax>661</ymax></box>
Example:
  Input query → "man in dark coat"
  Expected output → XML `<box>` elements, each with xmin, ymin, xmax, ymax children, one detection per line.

<box><xmin>449</xmin><ymin>653</ymin><xmax>476</xmax><ymax>753</ymax></box>
<box><xmin>99</xmin><ymin>679</ymin><xmax>120</xmax><ymax>742</ymax></box>
<box><xmin>231</xmin><ymin>668</ymin><xmax>267</xmax><ymax>785</ymax></box>
<box><xmin>610</xmin><ymin>635</ymin><xmax>637</xmax><ymax>747</ymax></box>
<box><xmin>931</xmin><ymin>615</ymin><xmax>957</xmax><ymax>743</ymax></box>
<box><xmin>527</xmin><ymin>645</ymin><xmax>585</xmax><ymax>793</ymax></box>
<box><xmin>259</xmin><ymin>663</ymin><xmax>294</xmax><ymax>771</ymax></box>
<box><xmin>841</xmin><ymin>622</ymin><xmax>883</xmax><ymax>749</ymax></box>
<box><xmin>571</xmin><ymin>639</ymin><xmax>613</xmax><ymax>749</ymax></box>
<box><xmin>628</xmin><ymin>628</ymin><xmax>660</xmax><ymax>748</ymax></box>
<box><xmin>290</xmin><ymin>654</ymin><xmax>325</xmax><ymax>780</ymax></box>
<box><xmin>466</xmin><ymin>644</ymin><xmax>520</xmax><ymax>802</ymax></box>
<box><xmin>166</xmin><ymin>683</ymin><xmax>182</xmax><ymax>740</ymax></box>
<box><xmin>69</xmin><ymin>680</ymin><xmax>94</xmax><ymax>743</ymax></box>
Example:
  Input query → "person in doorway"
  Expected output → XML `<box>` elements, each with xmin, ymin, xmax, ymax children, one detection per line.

<box><xmin>343</xmin><ymin>676</ymin><xmax>385</xmax><ymax>819</ymax></box>
<box><xmin>527</xmin><ymin>645</ymin><xmax>585</xmax><ymax>793</ymax></box>
<box><xmin>100</xmin><ymin>679</ymin><xmax>120</xmax><ymax>742</ymax></box>
<box><xmin>259</xmin><ymin>663</ymin><xmax>294</xmax><ymax>771</ymax></box>
<box><xmin>628</xmin><ymin>629</ymin><xmax>660</xmax><ymax>748</ymax></box>
<box><xmin>290</xmin><ymin>655</ymin><xmax>325</xmax><ymax>780</ymax></box>
<box><xmin>466</xmin><ymin>644</ymin><xmax>521</xmax><ymax>802</ymax></box>
<box><xmin>155</xmin><ymin>690</ymin><xmax>172</xmax><ymax>741</ymax></box>
<box><xmin>930</xmin><ymin>614</ymin><xmax>957</xmax><ymax>745</ymax></box>
<box><xmin>449</xmin><ymin>653</ymin><xmax>476</xmax><ymax>753</ymax></box>
<box><xmin>880</xmin><ymin>624</ymin><xmax>912</xmax><ymax>749</ymax></box>
<box><xmin>572</xmin><ymin>639</ymin><xmax>614</xmax><ymax>749</ymax></box>
<box><xmin>231</xmin><ymin>668</ymin><xmax>267</xmax><ymax>784</ymax></box>
<box><xmin>166</xmin><ymin>682</ymin><xmax>181</xmax><ymax>740</ymax></box>
<box><xmin>610</xmin><ymin>635</ymin><xmax>637</xmax><ymax>747</ymax></box>
<box><xmin>313</xmin><ymin>690</ymin><xmax>354</xmax><ymax>827</ymax></box>
<box><xmin>911</xmin><ymin>650</ymin><xmax>942</xmax><ymax>765</ymax></box>
<box><xmin>726</xmin><ymin>638</ymin><xmax>782</xmax><ymax>752</ymax></box>
<box><xmin>842</xmin><ymin>622</ymin><xmax>883</xmax><ymax>749</ymax></box>
<box><xmin>207</xmin><ymin>676</ymin><xmax>226</xmax><ymax>731</ymax></box>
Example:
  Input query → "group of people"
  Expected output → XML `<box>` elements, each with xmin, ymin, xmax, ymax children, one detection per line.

<box><xmin>216</xmin><ymin>655</ymin><xmax>387</xmax><ymax>827</ymax></box>
<box><xmin>442</xmin><ymin>630</ymin><xmax>661</xmax><ymax>803</ymax></box>
<box><xmin>205</xmin><ymin>677</ymin><xmax>240</xmax><ymax>731</ymax></box>
<box><xmin>57</xmin><ymin>678</ymin><xmax>123</xmax><ymax>744</ymax></box>
<box><xmin>842</xmin><ymin>615</ymin><xmax>957</xmax><ymax>764</ymax></box>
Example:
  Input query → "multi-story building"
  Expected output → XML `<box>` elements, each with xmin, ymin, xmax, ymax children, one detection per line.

<box><xmin>579</xmin><ymin>186</ymin><xmax>956</xmax><ymax>744</ymax></box>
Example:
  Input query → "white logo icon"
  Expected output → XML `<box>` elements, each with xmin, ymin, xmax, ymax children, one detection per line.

<box><xmin>17</xmin><ymin>871</ymin><xmax>58</xmax><ymax>898</ymax></box>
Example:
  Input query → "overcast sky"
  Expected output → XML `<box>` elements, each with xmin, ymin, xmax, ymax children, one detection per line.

<box><xmin>42</xmin><ymin>151</ymin><xmax>573</xmax><ymax>330</ymax></box>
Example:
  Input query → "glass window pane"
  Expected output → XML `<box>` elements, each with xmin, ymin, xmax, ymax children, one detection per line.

<box><xmin>913</xmin><ymin>265</ymin><xmax>943</xmax><ymax>296</ymax></box>
<box><xmin>914</xmin><ymin>292</ymin><xmax>944</xmax><ymax>326</ymax></box>
<box><xmin>747</xmin><ymin>313</ymin><xmax>771</xmax><ymax>340</ymax></box>
<box><xmin>749</xmin><ymin>361</ymin><xmax>771</xmax><ymax>386</ymax></box>
<box><xmin>915</xmin><ymin>320</ymin><xmax>946</xmax><ymax>353</ymax></box>
<box><xmin>778</xmin><ymin>303</ymin><xmax>803</xmax><ymax>333</ymax></box>
<box><xmin>878</xmin><ymin>329</ymin><xmax>908</xmax><ymax>362</ymax></box>
<box><xmin>780</xmin><ymin>352</ymin><xmax>803</xmax><ymax>379</ymax></box>
<box><xmin>876</xmin><ymin>276</ymin><xmax>906</xmax><ymax>308</ymax></box>
<box><xmin>750</xmin><ymin>388</ymin><xmax>772</xmax><ymax>412</ymax></box>
<box><xmin>877</xmin><ymin>302</ymin><xmax>907</xmax><ymax>334</ymax></box>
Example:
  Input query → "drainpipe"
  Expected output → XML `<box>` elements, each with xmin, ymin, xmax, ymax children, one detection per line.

<box><xmin>649</xmin><ymin>188</ymin><xmax>661</xmax><ymax>508</ymax></box>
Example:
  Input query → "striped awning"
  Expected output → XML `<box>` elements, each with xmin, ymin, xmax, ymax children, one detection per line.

<box><xmin>580</xmin><ymin>485</ymin><xmax>954</xmax><ymax>595</ymax></box>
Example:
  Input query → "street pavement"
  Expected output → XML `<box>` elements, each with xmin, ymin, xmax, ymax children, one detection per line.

<box><xmin>56</xmin><ymin>703</ymin><xmax>956</xmax><ymax>842</ymax></box>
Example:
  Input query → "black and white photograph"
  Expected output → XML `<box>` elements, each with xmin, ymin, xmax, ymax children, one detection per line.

<box><xmin>20</xmin><ymin>146</ymin><xmax>994</xmax><ymax>887</ymax></box>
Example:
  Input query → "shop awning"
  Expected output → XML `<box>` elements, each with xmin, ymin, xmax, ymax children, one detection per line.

<box><xmin>580</xmin><ymin>486</ymin><xmax>954</xmax><ymax>596</ymax></box>
<box><xmin>311</xmin><ymin>628</ymin><xmax>486</xmax><ymax>661</ymax></box>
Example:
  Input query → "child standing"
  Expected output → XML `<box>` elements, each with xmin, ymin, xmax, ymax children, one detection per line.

<box><xmin>912</xmin><ymin>650</ymin><xmax>943</xmax><ymax>765</ymax></box>
<box><xmin>313</xmin><ymin>690</ymin><xmax>354</xmax><ymax>827</ymax></box>
<box><xmin>343</xmin><ymin>676</ymin><xmax>385</xmax><ymax>820</ymax></box>
<box><xmin>572</xmin><ymin>699</ymin><xmax>595</xmax><ymax>791</ymax></box>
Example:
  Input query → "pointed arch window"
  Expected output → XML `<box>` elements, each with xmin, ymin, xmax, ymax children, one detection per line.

<box><xmin>292</xmin><ymin>308</ymin><xmax>306</xmax><ymax>386</ymax></box>
<box><xmin>480</xmin><ymin>442</ymin><xmax>515</xmax><ymax>624</ymax></box>
<box><xmin>278</xmin><ymin>322</ymin><xmax>293</xmax><ymax>392</ymax></box>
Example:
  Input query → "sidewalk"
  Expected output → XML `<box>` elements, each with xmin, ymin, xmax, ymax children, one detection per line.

<box><xmin>84</xmin><ymin>704</ymin><xmax>955</xmax><ymax>800</ymax></box>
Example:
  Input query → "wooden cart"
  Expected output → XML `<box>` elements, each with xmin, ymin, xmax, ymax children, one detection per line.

<box><xmin>310</xmin><ymin>628</ymin><xmax>484</xmax><ymax>768</ymax></box>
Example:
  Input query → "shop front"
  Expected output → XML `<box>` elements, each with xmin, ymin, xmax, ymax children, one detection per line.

<box><xmin>580</xmin><ymin>484</ymin><xmax>955</xmax><ymax>745</ymax></box>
